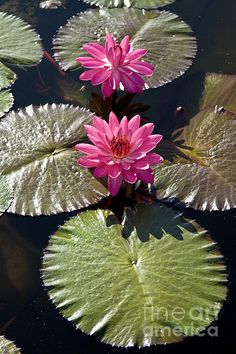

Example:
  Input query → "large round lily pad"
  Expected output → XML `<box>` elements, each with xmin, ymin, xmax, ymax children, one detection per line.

<box><xmin>154</xmin><ymin>73</ymin><xmax>236</xmax><ymax>211</ymax></box>
<box><xmin>54</xmin><ymin>8</ymin><xmax>196</xmax><ymax>88</ymax></box>
<box><xmin>0</xmin><ymin>89</ymin><xmax>14</xmax><ymax>118</ymax></box>
<box><xmin>82</xmin><ymin>0</ymin><xmax>175</xmax><ymax>9</ymax></box>
<box><xmin>42</xmin><ymin>203</ymin><xmax>226</xmax><ymax>347</ymax></box>
<box><xmin>0</xmin><ymin>104</ymin><xmax>107</xmax><ymax>215</ymax></box>
<box><xmin>0</xmin><ymin>11</ymin><xmax>42</xmax><ymax>66</ymax></box>
<box><xmin>0</xmin><ymin>175</ymin><xmax>13</xmax><ymax>215</ymax></box>
<box><xmin>0</xmin><ymin>336</ymin><xmax>20</xmax><ymax>353</ymax></box>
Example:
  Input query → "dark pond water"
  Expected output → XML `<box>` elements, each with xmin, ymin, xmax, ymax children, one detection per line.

<box><xmin>0</xmin><ymin>0</ymin><xmax>236</xmax><ymax>353</ymax></box>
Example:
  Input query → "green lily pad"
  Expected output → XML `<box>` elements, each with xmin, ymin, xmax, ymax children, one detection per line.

<box><xmin>0</xmin><ymin>336</ymin><xmax>20</xmax><ymax>353</ymax></box>
<box><xmin>42</xmin><ymin>203</ymin><xmax>226</xmax><ymax>347</ymax></box>
<box><xmin>82</xmin><ymin>0</ymin><xmax>175</xmax><ymax>9</ymax></box>
<box><xmin>0</xmin><ymin>175</ymin><xmax>13</xmax><ymax>215</ymax></box>
<box><xmin>0</xmin><ymin>104</ymin><xmax>107</xmax><ymax>215</ymax></box>
<box><xmin>0</xmin><ymin>11</ymin><xmax>42</xmax><ymax>66</ymax></box>
<box><xmin>0</xmin><ymin>89</ymin><xmax>14</xmax><ymax>118</ymax></box>
<box><xmin>0</xmin><ymin>62</ymin><xmax>16</xmax><ymax>90</ymax></box>
<box><xmin>153</xmin><ymin>73</ymin><xmax>236</xmax><ymax>211</ymax></box>
<box><xmin>54</xmin><ymin>8</ymin><xmax>196</xmax><ymax>88</ymax></box>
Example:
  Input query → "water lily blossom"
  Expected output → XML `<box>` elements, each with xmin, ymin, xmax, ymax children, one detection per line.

<box><xmin>75</xmin><ymin>112</ymin><xmax>163</xmax><ymax>196</ymax></box>
<box><xmin>76</xmin><ymin>34</ymin><xmax>154</xmax><ymax>97</ymax></box>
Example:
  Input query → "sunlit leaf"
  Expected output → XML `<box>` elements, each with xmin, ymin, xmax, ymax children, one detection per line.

<box><xmin>43</xmin><ymin>203</ymin><xmax>227</xmax><ymax>347</ymax></box>
<box><xmin>54</xmin><ymin>8</ymin><xmax>196</xmax><ymax>88</ymax></box>
<box><xmin>0</xmin><ymin>11</ymin><xmax>42</xmax><ymax>66</ymax></box>
<box><xmin>0</xmin><ymin>62</ymin><xmax>16</xmax><ymax>90</ymax></box>
<box><xmin>154</xmin><ymin>73</ymin><xmax>236</xmax><ymax>211</ymax></box>
<box><xmin>0</xmin><ymin>104</ymin><xmax>107</xmax><ymax>215</ymax></box>
<box><xmin>0</xmin><ymin>89</ymin><xmax>14</xmax><ymax>118</ymax></box>
<box><xmin>0</xmin><ymin>336</ymin><xmax>21</xmax><ymax>353</ymax></box>
<box><xmin>0</xmin><ymin>175</ymin><xmax>13</xmax><ymax>215</ymax></box>
<box><xmin>82</xmin><ymin>0</ymin><xmax>175</xmax><ymax>9</ymax></box>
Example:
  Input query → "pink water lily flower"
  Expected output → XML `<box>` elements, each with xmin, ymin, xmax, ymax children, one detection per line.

<box><xmin>76</xmin><ymin>33</ymin><xmax>154</xmax><ymax>97</ymax></box>
<box><xmin>75</xmin><ymin>112</ymin><xmax>163</xmax><ymax>196</ymax></box>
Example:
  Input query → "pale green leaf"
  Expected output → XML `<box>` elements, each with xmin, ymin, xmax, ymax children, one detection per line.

<box><xmin>54</xmin><ymin>8</ymin><xmax>196</xmax><ymax>88</ymax></box>
<box><xmin>0</xmin><ymin>12</ymin><xmax>42</xmax><ymax>66</ymax></box>
<box><xmin>0</xmin><ymin>89</ymin><xmax>14</xmax><ymax>118</ymax></box>
<box><xmin>82</xmin><ymin>0</ymin><xmax>175</xmax><ymax>9</ymax></box>
<box><xmin>0</xmin><ymin>62</ymin><xmax>16</xmax><ymax>90</ymax></box>
<box><xmin>0</xmin><ymin>175</ymin><xmax>13</xmax><ymax>215</ymax></box>
<box><xmin>154</xmin><ymin>73</ymin><xmax>236</xmax><ymax>211</ymax></box>
<box><xmin>42</xmin><ymin>203</ymin><xmax>227</xmax><ymax>347</ymax></box>
<box><xmin>0</xmin><ymin>336</ymin><xmax>21</xmax><ymax>353</ymax></box>
<box><xmin>0</xmin><ymin>104</ymin><xmax>107</xmax><ymax>215</ymax></box>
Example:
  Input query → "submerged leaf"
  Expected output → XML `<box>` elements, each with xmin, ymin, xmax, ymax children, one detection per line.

<box><xmin>54</xmin><ymin>8</ymin><xmax>196</xmax><ymax>88</ymax></box>
<box><xmin>82</xmin><ymin>0</ymin><xmax>175</xmax><ymax>9</ymax></box>
<box><xmin>0</xmin><ymin>89</ymin><xmax>14</xmax><ymax>118</ymax></box>
<box><xmin>0</xmin><ymin>104</ymin><xmax>107</xmax><ymax>215</ymax></box>
<box><xmin>43</xmin><ymin>203</ymin><xmax>227</xmax><ymax>347</ymax></box>
<box><xmin>0</xmin><ymin>175</ymin><xmax>13</xmax><ymax>215</ymax></box>
<box><xmin>154</xmin><ymin>73</ymin><xmax>236</xmax><ymax>211</ymax></box>
<box><xmin>40</xmin><ymin>0</ymin><xmax>64</xmax><ymax>9</ymax></box>
<box><xmin>0</xmin><ymin>336</ymin><xmax>21</xmax><ymax>353</ymax></box>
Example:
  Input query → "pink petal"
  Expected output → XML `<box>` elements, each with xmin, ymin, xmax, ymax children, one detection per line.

<box><xmin>119</xmin><ymin>116</ymin><xmax>128</xmax><ymax>136</ymax></box>
<box><xmin>107</xmin><ymin>47</ymin><xmax>116</xmax><ymax>64</ymax></box>
<box><xmin>88</xmin><ymin>43</ymin><xmax>106</xmax><ymax>55</ymax></box>
<box><xmin>128</xmin><ymin>62</ymin><xmax>154</xmax><ymax>76</ymax></box>
<box><xmin>109</xmin><ymin>112</ymin><xmax>119</xmax><ymax>131</ymax></box>
<box><xmin>120</xmin><ymin>160</ymin><xmax>131</xmax><ymax>170</ymax></box>
<box><xmin>79</xmin><ymin>69</ymin><xmax>101</xmax><ymax>81</ymax></box>
<box><xmin>83</xmin><ymin>44</ymin><xmax>105</xmax><ymax>60</ymax></box>
<box><xmin>134</xmin><ymin>135</ymin><xmax>163</xmax><ymax>154</ymax></box>
<box><xmin>142</xmin><ymin>153</ymin><xmax>164</xmax><ymax>165</ymax></box>
<box><xmin>136</xmin><ymin>168</ymin><xmax>154</xmax><ymax>183</ymax></box>
<box><xmin>108</xmin><ymin>174</ymin><xmax>123</xmax><ymax>196</ymax></box>
<box><xmin>77</xmin><ymin>157</ymin><xmax>100</xmax><ymax>168</ymax></box>
<box><xmin>126</xmin><ymin>49</ymin><xmax>147</xmax><ymax>62</ymax></box>
<box><xmin>91</xmin><ymin>70</ymin><xmax>111</xmax><ymax>85</ymax></box>
<box><xmin>114</xmin><ymin>46</ymin><xmax>123</xmax><ymax>66</ymax></box>
<box><xmin>120</xmin><ymin>73</ymin><xmax>139</xmax><ymax>93</ymax></box>
<box><xmin>101</xmin><ymin>79</ymin><xmax>114</xmax><ymax>97</ymax></box>
<box><xmin>94</xmin><ymin>164</ymin><xmax>109</xmax><ymax>178</ymax></box>
<box><xmin>122</xmin><ymin>169</ymin><xmax>137</xmax><ymax>184</ymax></box>
<box><xmin>105</xmin><ymin>33</ymin><xmax>116</xmax><ymax>52</ymax></box>
<box><xmin>130</xmin><ymin>123</ymin><xmax>154</xmax><ymax>145</ymax></box>
<box><xmin>120</xmin><ymin>35</ymin><xmax>131</xmax><ymax>54</ymax></box>
<box><xmin>87</xmin><ymin>134</ymin><xmax>110</xmax><ymax>152</ymax></box>
<box><xmin>76</xmin><ymin>56</ymin><xmax>93</xmax><ymax>63</ymax></box>
<box><xmin>128</xmin><ymin>115</ymin><xmax>140</xmax><ymax>133</ymax></box>
<box><xmin>101</xmin><ymin>120</ymin><xmax>113</xmax><ymax>140</ymax></box>
<box><xmin>133</xmin><ymin>160</ymin><xmax>149</xmax><ymax>169</ymax></box>
<box><xmin>79</xmin><ymin>59</ymin><xmax>105</xmax><ymax>69</ymax></box>
<box><xmin>92</xmin><ymin>116</ymin><xmax>105</xmax><ymax>130</ymax></box>
<box><xmin>109</xmin><ymin>164</ymin><xmax>122</xmax><ymax>178</ymax></box>
<box><xmin>75</xmin><ymin>143</ymin><xmax>101</xmax><ymax>155</ymax></box>
<box><xmin>109</xmin><ymin>70</ymin><xmax>121</xmax><ymax>90</ymax></box>
<box><xmin>129</xmin><ymin>72</ymin><xmax>145</xmax><ymax>86</ymax></box>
